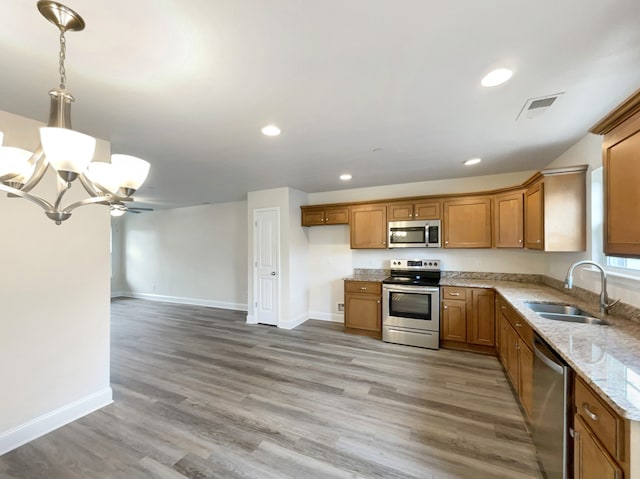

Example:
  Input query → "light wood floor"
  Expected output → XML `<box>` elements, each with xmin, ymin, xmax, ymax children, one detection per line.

<box><xmin>0</xmin><ymin>299</ymin><xmax>542</xmax><ymax>479</ymax></box>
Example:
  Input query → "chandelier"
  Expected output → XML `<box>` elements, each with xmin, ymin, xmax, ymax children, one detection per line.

<box><xmin>0</xmin><ymin>1</ymin><xmax>150</xmax><ymax>224</ymax></box>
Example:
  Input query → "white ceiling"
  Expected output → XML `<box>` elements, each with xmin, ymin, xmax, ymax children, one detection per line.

<box><xmin>1</xmin><ymin>0</ymin><xmax>640</xmax><ymax>208</ymax></box>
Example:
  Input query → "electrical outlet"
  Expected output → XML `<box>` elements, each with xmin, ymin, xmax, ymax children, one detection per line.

<box><xmin>337</xmin><ymin>302</ymin><xmax>344</xmax><ymax>312</ymax></box>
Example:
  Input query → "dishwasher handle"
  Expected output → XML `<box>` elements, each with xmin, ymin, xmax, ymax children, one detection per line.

<box><xmin>533</xmin><ymin>335</ymin><xmax>565</xmax><ymax>375</ymax></box>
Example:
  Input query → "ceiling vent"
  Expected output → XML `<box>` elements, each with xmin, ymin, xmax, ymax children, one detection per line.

<box><xmin>516</xmin><ymin>92</ymin><xmax>564</xmax><ymax>120</ymax></box>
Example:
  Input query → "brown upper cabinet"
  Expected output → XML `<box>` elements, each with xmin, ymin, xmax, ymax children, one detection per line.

<box><xmin>350</xmin><ymin>204</ymin><xmax>387</xmax><ymax>249</ymax></box>
<box><xmin>591</xmin><ymin>88</ymin><xmax>640</xmax><ymax>257</ymax></box>
<box><xmin>494</xmin><ymin>190</ymin><xmax>524</xmax><ymax>248</ymax></box>
<box><xmin>443</xmin><ymin>196</ymin><xmax>492</xmax><ymax>248</ymax></box>
<box><xmin>301</xmin><ymin>205</ymin><xmax>349</xmax><ymax>226</ymax></box>
<box><xmin>524</xmin><ymin>166</ymin><xmax>587</xmax><ymax>252</ymax></box>
<box><xmin>300</xmin><ymin>163</ymin><xmax>587</xmax><ymax>251</ymax></box>
<box><xmin>388</xmin><ymin>200</ymin><xmax>441</xmax><ymax>221</ymax></box>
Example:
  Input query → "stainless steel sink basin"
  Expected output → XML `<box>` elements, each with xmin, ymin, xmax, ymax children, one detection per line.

<box><xmin>537</xmin><ymin>312</ymin><xmax>608</xmax><ymax>325</ymax></box>
<box><xmin>524</xmin><ymin>302</ymin><xmax>608</xmax><ymax>325</ymax></box>
<box><xmin>524</xmin><ymin>302</ymin><xmax>589</xmax><ymax>315</ymax></box>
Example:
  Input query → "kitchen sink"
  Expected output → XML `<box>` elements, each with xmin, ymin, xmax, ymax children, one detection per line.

<box><xmin>524</xmin><ymin>302</ymin><xmax>590</xmax><ymax>316</ymax></box>
<box><xmin>524</xmin><ymin>302</ymin><xmax>609</xmax><ymax>325</ymax></box>
<box><xmin>537</xmin><ymin>312</ymin><xmax>608</xmax><ymax>325</ymax></box>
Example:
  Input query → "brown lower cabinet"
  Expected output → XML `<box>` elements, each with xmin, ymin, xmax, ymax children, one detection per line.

<box><xmin>344</xmin><ymin>280</ymin><xmax>381</xmax><ymax>337</ymax></box>
<box><xmin>574</xmin><ymin>376</ymin><xmax>629</xmax><ymax>478</ymax></box>
<box><xmin>496</xmin><ymin>295</ymin><xmax>533</xmax><ymax>418</ymax></box>
<box><xmin>441</xmin><ymin>287</ymin><xmax>495</xmax><ymax>354</ymax></box>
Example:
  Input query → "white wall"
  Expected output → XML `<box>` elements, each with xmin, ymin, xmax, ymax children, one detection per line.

<box><xmin>119</xmin><ymin>201</ymin><xmax>248</xmax><ymax>311</ymax></box>
<box><xmin>0</xmin><ymin>111</ymin><xmax>112</xmax><ymax>454</ymax></box>
<box><xmin>110</xmin><ymin>216</ymin><xmax>125</xmax><ymax>296</ymax></box>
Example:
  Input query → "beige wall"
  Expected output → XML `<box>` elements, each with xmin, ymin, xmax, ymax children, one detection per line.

<box><xmin>0</xmin><ymin>111</ymin><xmax>112</xmax><ymax>454</ymax></box>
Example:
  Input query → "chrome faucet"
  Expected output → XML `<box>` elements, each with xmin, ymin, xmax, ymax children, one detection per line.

<box><xmin>564</xmin><ymin>260</ymin><xmax>619</xmax><ymax>315</ymax></box>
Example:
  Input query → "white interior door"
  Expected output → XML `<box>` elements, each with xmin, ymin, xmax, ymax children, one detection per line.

<box><xmin>254</xmin><ymin>208</ymin><xmax>279</xmax><ymax>326</ymax></box>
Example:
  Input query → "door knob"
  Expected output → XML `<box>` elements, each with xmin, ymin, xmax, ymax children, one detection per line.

<box><xmin>271</xmin><ymin>272</ymin><xmax>276</xmax><ymax>276</ymax></box>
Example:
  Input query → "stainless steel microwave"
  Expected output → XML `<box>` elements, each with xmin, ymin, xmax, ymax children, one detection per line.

<box><xmin>388</xmin><ymin>220</ymin><xmax>441</xmax><ymax>248</ymax></box>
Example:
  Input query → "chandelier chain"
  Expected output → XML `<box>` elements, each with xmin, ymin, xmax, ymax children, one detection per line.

<box><xmin>58</xmin><ymin>29</ymin><xmax>67</xmax><ymax>90</ymax></box>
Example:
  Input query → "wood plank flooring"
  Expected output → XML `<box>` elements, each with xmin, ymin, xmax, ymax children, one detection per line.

<box><xmin>0</xmin><ymin>299</ymin><xmax>542</xmax><ymax>479</ymax></box>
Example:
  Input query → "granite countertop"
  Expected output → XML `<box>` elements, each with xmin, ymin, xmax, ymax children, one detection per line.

<box><xmin>441</xmin><ymin>277</ymin><xmax>640</xmax><ymax>422</ymax></box>
<box><xmin>343</xmin><ymin>274</ymin><xmax>389</xmax><ymax>282</ymax></box>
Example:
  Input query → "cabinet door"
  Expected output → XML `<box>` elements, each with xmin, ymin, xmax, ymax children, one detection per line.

<box><xmin>387</xmin><ymin>203</ymin><xmax>414</xmax><ymax>221</ymax></box>
<box><xmin>497</xmin><ymin>309</ymin><xmax>509</xmax><ymax>364</ymax></box>
<box><xmin>443</xmin><ymin>197</ymin><xmax>492</xmax><ymax>248</ymax></box>
<box><xmin>505</xmin><ymin>323</ymin><xmax>520</xmax><ymax>388</ymax></box>
<box><xmin>518</xmin><ymin>339</ymin><xmax>533</xmax><ymax>419</ymax></box>
<box><xmin>414</xmin><ymin>201</ymin><xmax>441</xmax><ymax>220</ymax></box>
<box><xmin>574</xmin><ymin>415</ymin><xmax>623</xmax><ymax>479</ymax></box>
<box><xmin>468</xmin><ymin>289</ymin><xmax>495</xmax><ymax>346</ymax></box>
<box><xmin>344</xmin><ymin>293</ymin><xmax>381</xmax><ymax>332</ymax></box>
<box><xmin>441</xmin><ymin>299</ymin><xmax>467</xmax><ymax>342</ymax></box>
<box><xmin>325</xmin><ymin>206</ymin><xmax>349</xmax><ymax>225</ymax></box>
<box><xmin>604</xmin><ymin>111</ymin><xmax>640</xmax><ymax>257</ymax></box>
<box><xmin>494</xmin><ymin>191</ymin><xmax>524</xmax><ymax>248</ymax></box>
<box><xmin>350</xmin><ymin>204</ymin><xmax>387</xmax><ymax>249</ymax></box>
<box><xmin>525</xmin><ymin>181</ymin><xmax>544</xmax><ymax>249</ymax></box>
<box><xmin>301</xmin><ymin>207</ymin><xmax>325</xmax><ymax>226</ymax></box>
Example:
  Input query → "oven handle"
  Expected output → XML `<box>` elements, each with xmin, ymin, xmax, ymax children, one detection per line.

<box><xmin>383</xmin><ymin>285</ymin><xmax>440</xmax><ymax>293</ymax></box>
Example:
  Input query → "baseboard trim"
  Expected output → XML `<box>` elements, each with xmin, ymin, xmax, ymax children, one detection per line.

<box><xmin>308</xmin><ymin>311</ymin><xmax>344</xmax><ymax>323</ymax></box>
<box><xmin>119</xmin><ymin>292</ymin><xmax>248</xmax><ymax>312</ymax></box>
<box><xmin>110</xmin><ymin>290</ymin><xmax>124</xmax><ymax>298</ymax></box>
<box><xmin>278</xmin><ymin>312</ymin><xmax>309</xmax><ymax>330</ymax></box>
<box><xmin>0</xmin><ymin>387</ymin><xmax>113</xmax><ymax>456</ymax></box>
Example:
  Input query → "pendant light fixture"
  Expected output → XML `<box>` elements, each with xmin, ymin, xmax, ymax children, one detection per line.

<box><xmin>0</xmin><ymin>1</ymin><xmax>151</xmax><ymax>224</ymax></box>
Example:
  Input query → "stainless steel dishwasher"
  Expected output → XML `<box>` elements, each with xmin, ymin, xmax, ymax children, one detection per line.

<box><xmin>531</xmin><ymin>333</ymin><xmax>573</xmax><ymax>479</ymax></box>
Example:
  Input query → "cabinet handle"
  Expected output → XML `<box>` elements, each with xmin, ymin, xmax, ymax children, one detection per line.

<box><xmin>360</xmin><ymin>287</ymin><xmax>367</xmax><ymax>291</ymax></box>
<box><xmin>449</xmin><ymin>292</ymin><xmax>460</xmax><ymax>296</ymax></box>
<box><xmin>445</xmin><ymin>241</ymin><xmax>449</xmax><ymax>245</ymax></box>
<box><xmin>415</xmin><ymin>213</ymin><xmax>419</xmax><ymax>217</ymax></box>
<box><xmin>536</xmin><ymin>239</ymin><xmax>541</xmax><ymax>243</ymax></box>
<box><xmin>443</xmin><ymin>305</ymin><xmax>448</xmax><ymax>309</ymax></box>
<box><xmin>582</xmin><ymin>403</ymin><xmax>599</xmax><ymax>421</ymax></box>
<box><xmin>518</xmin><ymin>239</ymin><xmax>522</xmax><ymax>243</ymax></box>
<box><xmin>409</xmin><ymin>213</ymin><xmax>413</xmax><ymax>217</ymax></box>
<box><xmin>382</xmin><ymin>241</ymin><xmax>386</xmax><ymax>245</ymax></box>
<box><xmin>501</xmin><ymin>305</ymin><xmax>507</xmax><ymax>310</ymax></box>
<box><xmin>377</xmin><ymin>300</ymin><xmax>380</xmax><ymax>304</ymax></box>
<box><xmin>515</xmin><ymin>322</ymin><xmax>522</xmax><ymax>327</ymax></box>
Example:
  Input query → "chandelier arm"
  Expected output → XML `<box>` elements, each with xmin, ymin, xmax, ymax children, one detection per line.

<box><xmin>63</xmin><ymin>195</ymin><xmax>118</xmax><ymax>213</ymax></box>
<box><xmin>52</xmin><ymin>177</ymin><xmax>72</xmax><ymax>210</ymax></box>
<box><xmin>78</xmin><ymin>172</ymin><xmax>103</xmax><ymax>197</ymax></box>
<box><xmin>19</xmin><ymin>147</ymin><xmax>48</xmax><ymax>193</ymax></box>
<box><xmin>0</xmin><ymin>183</ymin><xmax>55</xmax><ymax>212</ymax></box>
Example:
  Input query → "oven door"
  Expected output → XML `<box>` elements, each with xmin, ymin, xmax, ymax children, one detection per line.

<box><xmin>382</xmin><ymin>284</ymin><xmax>440</xmax><ymax>332</ymax></box>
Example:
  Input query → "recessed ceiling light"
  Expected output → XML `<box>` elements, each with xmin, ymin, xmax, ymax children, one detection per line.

<box><xmin>481</xmin><ymin>68</ymin><xmax>513</xmax><ymax>87</ymax></box>
<box><xmin>340</xmin><ymin>174</ymin><xmax>352</xmax><ymax>181</ymax></box>
<box><xmin>464</xmin><ymin>158</ymin><xmax>482</xmax><ymax>166</ymax></box>
<box><xmin>261</xmin><ymin>125</ymin><xmax>281</xmax><ymax>136</ymax></box>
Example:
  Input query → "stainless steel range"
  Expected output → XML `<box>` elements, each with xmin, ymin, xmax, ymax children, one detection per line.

<box><xmin>382</xmin><ymin>259</ymin><xmax>441</xmax><ymax>349</ymax></box>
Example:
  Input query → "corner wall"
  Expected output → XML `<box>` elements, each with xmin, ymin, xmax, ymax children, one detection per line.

<box><xmin>118</xmin><ymin>201</ymin><xmax>248</xmax><ymax>311</ymax></box>
<box><xmin>0</xmin><ymin>111</ymin><xmax>112</xmax><ymax>455</ymax></box>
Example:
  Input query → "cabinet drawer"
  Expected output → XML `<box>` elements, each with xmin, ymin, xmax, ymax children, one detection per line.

<box><xmin>575</xmin><ymin>377</ymin><xmax>623</xmax><ymax>460</ymax></box>
<box><xmin>441</xmin><ymin>287</ymin><xmax>468</xmax><ymax>300</ymax></box>
<box><xmin>345</xmin><ymin>281</ymin><xmax>381</xmax><ymax>294</ymax></box>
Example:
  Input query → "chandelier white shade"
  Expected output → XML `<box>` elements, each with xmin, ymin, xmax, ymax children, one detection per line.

<box><xmin>110</xmin><ymin>154</ymin><xmax>151</xmax><ymax>191</ymax></box>
<box><xmin>39</xmin><ymin>127</ymin><xmax>96</xmax><ymax>175</ymax></box>
<box><xmin>0</xmin><ymin>1</ymin><xmax>152</xmax><ymax>224</ymax></box>
<box><xmin>0</xmin><ymin>147</ymin><xmax>36</xmax><ymax>184</ymax></box>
